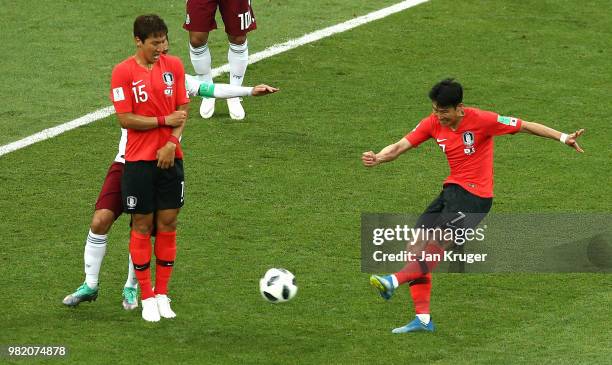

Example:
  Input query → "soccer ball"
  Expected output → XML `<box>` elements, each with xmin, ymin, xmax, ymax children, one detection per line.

<box><xmin>259</xmin><ymin>268</ymin><xmax>298</xmax><ymax>303</ymax></box>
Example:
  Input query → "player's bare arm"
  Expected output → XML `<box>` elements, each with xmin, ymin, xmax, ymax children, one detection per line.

<box><xmin>251</xmin><ymin>84</ymin><xmax>279</xmax><ymax>96</ymax></box>
<box><xmin>156</xmin><ymin>140</ymin><xmax>176</xmax><ymax>169</ymax></box>
<box><xmin>362</xmin><ymin>138</ymin><xmax>412</xmax><ymax>167</ymax></box>
<box><xmin>189</xmin><ymin>77</ymin><xmax>279</xmax><ymax>99</ymax></box>
<box><xmin>157</xmin><ymin>104</ymin><xmax>189</xmax><ymax>169</ymax></box>
<box><xmin>520</xmin><ymin>121</ymin><xmax>585</xmax><ymax>153</ymax></box>
<box><xmin>117</xmin><ymin>111</ymin><xmax>186</xmax><ymax>130</ymax></box>
<box><xmin>165</xmin><ymin>110</ymin><xmax>188</xmax><ymax>127</ymax></box>
<box><xmin>171</xmin><ymin>104</ymin><xmax>189</xmax><ymax>143</ymax></box>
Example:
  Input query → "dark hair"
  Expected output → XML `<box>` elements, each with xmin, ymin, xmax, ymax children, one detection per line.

<box><xmin>428</xmin><ymin>78</ymin><xmax>463</xmax><ymax>108</ymax></box>
<box><xmin>133</xmin><ymin>14</ymin><xmax>168</xmax><ymax>42</ymax></box>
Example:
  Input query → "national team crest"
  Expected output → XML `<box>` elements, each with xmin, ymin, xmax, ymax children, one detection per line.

<box><xmin>126</xmin><ymin>196</ymin><xmax>137</xmax><ymax>209</ymax></box>
<box><xmin>462</xmin><ymin>131</ymin><xmax>475</xmax><ymax>146</ymax></box>
<box><xmin>162</xmin><ymin>72</ymin><xmax>174</xmax><ymax>87</ymax></box>
<box><xmin>462</xmin><ymin>131</ymin><xmax>476</xmax><ymax>155</ymax></box>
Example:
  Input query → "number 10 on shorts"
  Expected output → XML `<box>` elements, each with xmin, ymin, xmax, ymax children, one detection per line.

<box><xmin>238</xmin><ymin>11</ymin><xmax>253</xmax><ymax>30</ymax></box>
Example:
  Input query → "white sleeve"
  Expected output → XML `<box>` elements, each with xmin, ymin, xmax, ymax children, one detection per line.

<box><xmin>213</xmin><ymin>84</ymin><xmax>253</xmax><ymax>99</ymax></box>
<box><xmin>114</xmin><ymin>128</ymin><xmax>127</xmax><ymax>163</ymax></box>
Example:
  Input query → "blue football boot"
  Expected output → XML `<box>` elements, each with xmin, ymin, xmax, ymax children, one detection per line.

<box><xmin>392</xmin><ymin>316</ymin><xmax>436</xmax><ymax>334</ymax></box>
<box><xmin>369</xmin><ymin>275</ymin><xmax>395</xmax><ymax>300</ymax></box>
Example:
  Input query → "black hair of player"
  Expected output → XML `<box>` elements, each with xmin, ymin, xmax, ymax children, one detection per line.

<box><xmin>133</xmin><ymin>14</ymin><xmax>168</xmax><ymax>42</ymax></box>
<box><xmin>429</xmin><ymin>78</ymin><xmax>463</xmax><ymax>108</ymax></box>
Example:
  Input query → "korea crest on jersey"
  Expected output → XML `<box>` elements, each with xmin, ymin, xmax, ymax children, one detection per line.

<box><xmin>162</xmin><ymin>72</ymin><xmax>174</xmax><ymax>96</ymax></box>
<box><xmin>462</xmin><ymin>131</ymin><xmax>476</xmax><ymax>155</ymax></box>
<box><xmin>162</xmin><ymin>72</ymin><xmax>174</xmax><ymax>86</ymax></box>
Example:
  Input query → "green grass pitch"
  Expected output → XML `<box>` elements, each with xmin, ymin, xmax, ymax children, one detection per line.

<box><xmin>0</xmin><ymin>0</ymin><xmax>610</xmax><ymax>364</ymax></box>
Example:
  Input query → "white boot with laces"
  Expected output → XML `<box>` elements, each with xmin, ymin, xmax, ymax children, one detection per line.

<box><xmin>156</xmin><ymin>294</ymin><xmax>176</xmax><ymax>319</ymax></box>
<box><xmin>141</xmin><ymin>297</ymin><xmax>160</xmax><ymax>322</ymax></box>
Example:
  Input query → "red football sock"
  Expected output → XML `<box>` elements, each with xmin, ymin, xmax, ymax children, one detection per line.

<box><xmin>409</xmin><ymin>273</ymin><xmax>432</xmax><ymax>314</ymax></box>
<box><xmin>395</xmin><ymin>242</ymin><xmax>444</xmax><ymax>285</ymax></box>
<box><xmin>129</xmin><ymin>230</ymin><xmax>154</xmax><ymax>300</ymax></box>
<box><xmin>154</xmin><ymin>231</ymin><xmax>177</xmax><ymax>295</ymax></box>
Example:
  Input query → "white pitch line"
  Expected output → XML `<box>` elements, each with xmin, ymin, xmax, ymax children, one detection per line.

<box><xmin>0</xmin><ymin>107</ymin><xmax>116</xmax><ymax>157</ymax></box>
<box><xmin>0</xmin><ymin>0</ymin><xmax>429</xmax><ymax>157</ymax></box>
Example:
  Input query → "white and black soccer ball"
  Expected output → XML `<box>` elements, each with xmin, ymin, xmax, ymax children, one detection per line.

<box><xmin>259</xmin><ymin>268</ymin><xmax>298</xmax><ymax>303</ymax></box>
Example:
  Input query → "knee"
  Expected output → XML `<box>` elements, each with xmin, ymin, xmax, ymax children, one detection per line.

<box><xmin>228</xmin><ymin>34</ymin><xmax>247</xmax><ymax>45</ymax></box>
<box><xmin>156</xmin><ymin>217</ymin><xmax>178</xmax><ymax>232</ymax></box>
<box><xmin>90</xmin><ymin>211</ymin><xmax>115</xmax><ymax>235</ymax></box>
<box><xmin>131</xmin><ymin>216</ymin><xmax>154</xmax><ymax>235</ymax></box>
<box><xmin>133</xmin><ymin>222</ymin><xmax>153</xmax><ymax>235</ymax></box>
<box><xmin>189</xmin><ymin>32</ymin><xmax>209</xmax><ymax>47</ymax></box>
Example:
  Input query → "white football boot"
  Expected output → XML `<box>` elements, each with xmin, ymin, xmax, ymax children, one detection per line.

<box><xmin>141</xmin><ymin>297</ymin><xmax>160</xmax><ymax>322</ymax></box>
<box><xmin>227</xmin><ymin>97</ymin><xmax>245</xmax><ymax>120</ymax></box>
<box><xmin>156</xmin><ymin>294</ymin><xmax>177</xmax><ymax>319</ymax></box>
<box><xmin>200</xmin><ymin>97</ymin><xmax>216</xmax><ymax>119</ymax></box>
<box><xmin>184</xmin><ymin>74</ymin><xmax>200</xmax><ymax>97</ymax></box>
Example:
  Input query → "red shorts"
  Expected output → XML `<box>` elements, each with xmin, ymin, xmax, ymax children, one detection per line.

<box><xmin>94</xmin><ymin>162</ymin><xmax>124</xmax><ymax>219</ymax></box>
<box><xmin>184</xmin><ymin>0</ymin><xmax>257</xmax><ymax>36</ymax></box>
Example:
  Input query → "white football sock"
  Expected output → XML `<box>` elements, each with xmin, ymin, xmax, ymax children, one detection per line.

<box><xmin>390</xmin><ymin>274</ymin><xmax>399</xmax><ymax>289</ymax></box>
<box><xmin>124</xmin><ymin>254</ymin><xmax>138</xmax><ymax>289</ymax></box>
<box><xmin>189</xmin><ymin>43</ymin><xmax>213</xmax><ymax>83</ymax></box>
<box><xmin>228</xmin><ymin>40</ymin><xmax>248</xmax><ymax>86</ymax></box>
<box><xmin>84</xmin><ymin>229</ymin><xmax>107</xmax><ymax>289</ymax></box>
<box><xmin>417</xmin><ymin>314</ymin><xmax>431</xmax><ymax>324</ymax></box>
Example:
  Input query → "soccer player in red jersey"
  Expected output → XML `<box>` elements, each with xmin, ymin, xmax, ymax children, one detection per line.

<box><xmin>110</xmin><ymin>14</ymin><xmax>190</xmax><ymax>322</ymax></box>
<box><xmin>362</xmin><ymin>79</ymin><xmax>584</xmax><ymax>333</ymax></box>
<box><xmin>184</xmin><ymin>0</ymin><xmax>257</xmax><ymax>120</ymax></box>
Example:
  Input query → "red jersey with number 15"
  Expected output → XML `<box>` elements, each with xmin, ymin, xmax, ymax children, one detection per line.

<box><xmin>110</xmin><ymin>54</ymin><xmax>189</xmax><ymax>162</ymax></box>
<box><xmin>405</xmin><ymin>107</ymin><xmax>522</xmax><ymax>198</ymax></box>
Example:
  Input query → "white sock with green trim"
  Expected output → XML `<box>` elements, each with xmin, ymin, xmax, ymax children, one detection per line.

<box><xmin>84</xmin><ymin>230</ymin><xmax>107</xmax><ymax>289</ymax></box>
<box><xmin>124</xmin><ymin>254</ymin><xmax>138</xmax><ymax>289</ymax></box>
<box><xmin>189</xmin><ymin>43</ymin><xmax>213</xmax><ymax>84</ymax></box>
<box><xmin>228</xmin><ymin>41</ymin><xmax>248</xmax><ymax>86</ymax></box>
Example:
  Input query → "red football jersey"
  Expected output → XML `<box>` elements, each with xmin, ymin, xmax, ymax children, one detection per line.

<box><xmin>110</xmin><ymin>54</ymin><xmax>189</xmax><ymax>161</ymax></box>
<box><xmin>405</xmin><ymin>107</ymin><xmax>522</xmax><ymax>198</ymax></box>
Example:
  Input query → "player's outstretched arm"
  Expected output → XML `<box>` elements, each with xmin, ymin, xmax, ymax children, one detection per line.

<box><xmin>185</xmin><ymin>74</ymin><xmax>278</xmax><ymax>99</ymax></box>
<box><xmin>362</xmin><ymin>138</ymin><xmax>413</xmax><ymax>167</ymax></box>
<box><xmin>520</xmin><ymin>121</ymin><xmax>585</xmax><ymax>153</ymax></box>
<box><xmin>198</xmin><ymin>83</ymin><xmax>278</xmax><ymax>98</ymax></box>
